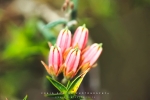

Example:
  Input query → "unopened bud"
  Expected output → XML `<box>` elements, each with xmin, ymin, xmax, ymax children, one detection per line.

<box><xmin>72</xmin><ymin>24</ymin><xmax>89</xmax><ymax>50</ymax></box>
<box><xmin>70</xmin><ymin>1</ymin><xmax>74</xmax><ymax>9</ymax></box>
<box><xmin>56</xmin><ymin>27</ymin><xmax>72</xmax><ymax>53</ymax></box>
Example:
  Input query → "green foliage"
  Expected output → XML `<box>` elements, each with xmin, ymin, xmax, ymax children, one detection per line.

<box><xmin>67</xmin><ymin>69</ymin><xmax>89</xmax><ymax>94</ymax></box>
<box><xmin>1</xmin><ymin>18</ymin><xmax>48</xmax><ymax>60</ymax></box>
<box><xmin>46</xmin><ymin>69</ymin><xmax>89</xmax><ymax>100</ymax></box>
<box><xmin>46</xmin><ymin>76</ymin><xmax>67</xmax><ymax>93</ymax></box>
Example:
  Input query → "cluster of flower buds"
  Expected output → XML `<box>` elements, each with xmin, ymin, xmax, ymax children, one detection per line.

<box><xmin>62</xmin><ymin>0</ymin><xmax>74</xmax><ymax>11</ymax></box>
<box><xmin>41</xmin><ymin>24</ymin><xmax>103</xmax><ymax>79</ymax></box>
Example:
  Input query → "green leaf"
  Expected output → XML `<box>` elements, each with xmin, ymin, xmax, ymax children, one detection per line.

<box><xmin>23</xmin><ymin>95</ymin><xmax>28</xmax><ymax>100</ymax></box>
<box><xmin>46</xmin><ymin>76</ymin><xmax>67</xmax><ymax>93</ymax></box>
<box><xmin>45</xmin><ymin>19</ymin><xmax>67</xmax><ymax>29</ymax></box>
<box><xmin>45</xmin><ymin>93</ymin><xmax>64</xmax><ymax>100</ymax></box>
<box><xmin>67</xmin><ymin>69</ymin><xmax>89</xmax><ymax>94</ymax></box>
<box><xmin>66</xmin><ymin>80</ymin><xmax>71</xmax><ymax>88</ymax></box>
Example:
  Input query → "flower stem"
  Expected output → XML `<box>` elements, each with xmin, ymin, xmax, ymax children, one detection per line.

<box><xmin>64</xmin><ymin>93</ymin><xmax>70</xmax><ymax>100</ymax></box>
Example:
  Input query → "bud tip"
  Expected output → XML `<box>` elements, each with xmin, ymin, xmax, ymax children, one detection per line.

<box><xmin>82</xmin><ymin>24</ymin><xmax>86</xmax><ymax>28</ymax></box>
<box><xmin>65</xmin><ymin>26</ymin><xmax>69</xmax><ymax>30</ymax></box>
<box><xmin>99</xmin><ymin>43</ymin><xmax>103</xmax><ymax>47</ymax></box>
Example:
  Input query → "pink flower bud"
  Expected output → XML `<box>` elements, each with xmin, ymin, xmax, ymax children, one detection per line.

<box><xmin>72</xmin><ymin>24</ymin><xmax>89</xmax><ymax>50</ymax></box>
<box><xmin>56</xmin><ymin>28</ymin><xmax>71</xmax><ymax>53</ymax></box>
<box><xmin>64</xmin><ymin>48</ymin><xmax>81</xmax><ymax>78</ymax></box>
<box><xmin>48</xmin><ymin>46</ymin><xmax>63</xmax><ymax>71</ymax></box>
<box><xmin>80</xmin><ymin>43</ymin><xmax>103</xmax><ymax>67</ymax></box>
<box><xmin>41</xmin><ymin>45</ymin><xmax>63</xmax><ymax>76</ymax></box>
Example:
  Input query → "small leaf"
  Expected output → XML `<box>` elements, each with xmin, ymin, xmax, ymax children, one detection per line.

<box><xmin>46</xmin><ymin>76</ymin><xmax>67</xmax><ymax>93</ymax></box>
<box><xmin>67</xmin><ymin>69</ymin><xmax>90</xmax><ymax>94</ymax></box>
<box><xmin>45</xmin><ymin>93</ymin><xmax>64</xmax><ymax>100</ymax></box>
<box><xmin>23</xmin><ymin>95</ymin><xmax>28</xmax><ymax>100</ymax></box>
<box><xmin>45</xmin><ymin>19</ymin><xmax>67</xmax><ymax>29</ymax></box>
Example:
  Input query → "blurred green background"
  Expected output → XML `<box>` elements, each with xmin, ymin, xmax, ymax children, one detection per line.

<box><xmin>0</xmin><ymin>0</ymin><xmax>150</xmax><ymax>100</ymax></box>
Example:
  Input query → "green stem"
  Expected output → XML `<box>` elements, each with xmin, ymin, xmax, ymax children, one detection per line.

<box><xmin>71</xmin><ymin>0</ymin><xmax>78</xmax><ymax>20</ymax></box>
<box><xmin>64</xmin><ymin>93</ymin><xmax>70</xmax><ymax>100</ymax></box>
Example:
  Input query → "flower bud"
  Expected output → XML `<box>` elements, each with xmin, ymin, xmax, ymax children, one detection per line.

<box><xmin>80</xmin><ymin>43</ymin><xmax>103</xmax><ymax>71</ymax></box>
<box><xmin>69</xmin><ymin>1</ymin><xmax>74</xmax><ymax>9</ymax></box>
<box><xmin>41</xmin><ymin>45</ymin><xmax>63</xmax><ymax>76</ymax></box>
<box><xmin>62</xmin><ymin>2</ymin><xmax>67</xmax><ymax>11</ymax></box>
<box><xmin>72</xmin><ymin>24</ymin><xmax>88</xmax><ymax>50</ymax></box>
<box><xmin>64</xmin><ymin>48</ymin><xmax>81</xmax><ymax>78</ymax></box>
<box><xmin>56</xmin><ymin>28</ymin><xmax>71</xmax><ymax>53</ymax></box>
